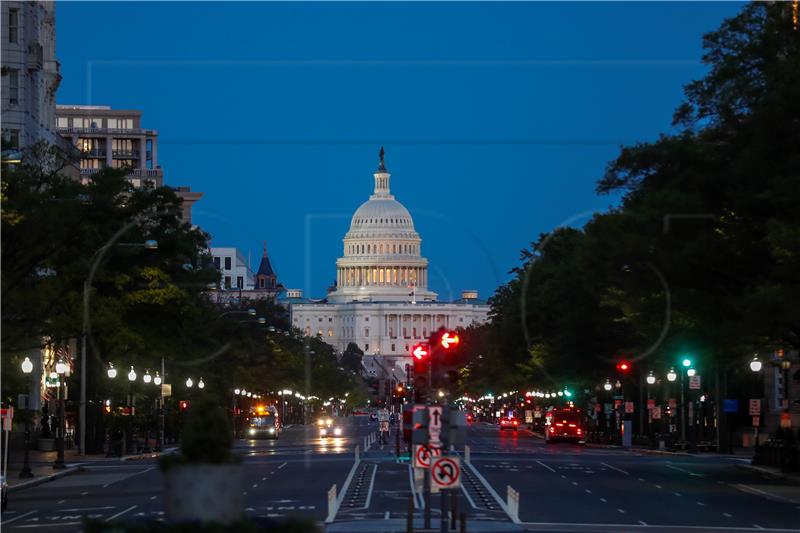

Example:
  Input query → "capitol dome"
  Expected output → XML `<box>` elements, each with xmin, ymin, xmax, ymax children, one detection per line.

<box><xmin>329</xmin><ymin>149</ymin><xmax>437</xmax><ymax>303</ymax></box>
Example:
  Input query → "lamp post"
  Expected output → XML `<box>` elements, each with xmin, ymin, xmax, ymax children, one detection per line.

<box><xmin>53</xmin><ymin>358</ymin><xmax>68</xmax><ymax>469</ymax></box>
<box><xmin>126</xmin><ymin>366</ymin><xmax>137</xmax><ymax>455</ymax></box>
<box><xmin>646</xmin><ymin>371</ymin><xmax>656</xmax><ymax>444</ymax></box>
<box><xmin>20</xmin><ymin>357</ymin><xmax>34</xmax><ymax>478</ymax></box>
<box><xmin>749</xmin><ymin>355</ymin><xmax>763</xmax><ymax>447</ymax></box>
<box><xmin>80</xmin><ymin>236</ymin><xmax>158</xmax><ymax>455</ymax></box>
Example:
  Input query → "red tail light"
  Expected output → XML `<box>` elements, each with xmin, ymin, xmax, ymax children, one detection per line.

<box><xmin>513</xmin><ymin>420</ymin><xmax>518</xmax><ymax>425</ymax></box>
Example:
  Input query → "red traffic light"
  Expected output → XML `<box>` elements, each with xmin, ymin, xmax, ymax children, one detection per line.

<box><xmin>616</xmin><ymin>361</ymin><xmax>631</xmax><ymax>372</ymax></box>
<box><xmin>179</xmin><ymin>400</ymin><xmax>189</xmax><ymax>411</ymax></box>
<box><xmin>411</xmin><ymin>343</ymin><xmax>429</xmax><ymax>360</ymax></box>
<box><xmin>439</xmin><ymin>331</ymin><xmax>460</xmax><ymax>350</ymax></box>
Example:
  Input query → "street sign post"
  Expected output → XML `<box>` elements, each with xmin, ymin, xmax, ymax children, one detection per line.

<box><xmin>749</xmin><ymin>399</ymin><xmax>761</xmax><ymax>416</ymax></box>
<box><xmin>414</xmin><ymin>443</ymin><xmax>441</xmax><ymax>469</ymax></box>
<box><xmin>431</xmin><ymin>456</ymin><xmax>461</xmax><ymax>490</ymax></box>
<box><xmin>689</xmin><ymin>376</ymin><xmax>701</xmax><ymax>390</ymax></box>
<box><xmin>624</xmin><ymin>401</ymin><xmax>634</xmax><ymax>414</ymax></box>
<box><xmin>428</xmin><ymin>405</ymin><xmax>443</xmax><ymax>445</ymax></box>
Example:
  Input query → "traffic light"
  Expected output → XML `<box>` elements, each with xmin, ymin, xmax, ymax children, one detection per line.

<box><xmin>616</xmin><ymin>360</ymin><xmax>631</xmax><ymax>373</ymax></box>
<box><xmin>411</xmin><ymin>343</ymin><xmax>430</xmax><ymax>402</ymax></box>
<box><xmin>179</xmin><ymin>400</ymin><xmax>189</xmax><ymax>411</ymax></box>
<box><xmin>430</xmin><ymin>328</ymin><xmax>462</xmax><ymax>389</ymax></box>
<box><xmin>681</xmin><ymin>357</ymin><xmax>693</xmax><ymax>368</ymax></box>
<box><xmin>395</xmin><ymin>382</ymin><xmax>406</xmax><ymax>401</ymax></box>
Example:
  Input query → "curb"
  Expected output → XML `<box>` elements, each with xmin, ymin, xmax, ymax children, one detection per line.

<box><xmin>7</xmin><ymin>466</ymin><xmax>83</xmax><ymax>493</ymax></box>
<box><xmin>736</xmin><ymin>463</ymin><xmax>800</xmax><ymax>485</ymax></box>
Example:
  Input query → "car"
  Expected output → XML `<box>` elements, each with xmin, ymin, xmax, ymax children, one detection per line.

<box><xmin>318</xmin><ymin>417</ymin><xmax>343</xmax><ymax>438</ymax></box>
<box><xmin>499</xmin><ymin>417</ymin><xmax>519</xmax><ymax>431</ymax></box>
<box><xmin>544</xmin><ymin>408</ymin><xmax>584</xmax><ymax>444</ymax></box>
<box><xmin>247</xmin><ymin>413</ymin><xmax>280</xmax><ymax>439</ymax></box>
<box><xmin>466</xmin><ymin>412</ymin><xmax>474</xmax><ymax>423</ymax></box>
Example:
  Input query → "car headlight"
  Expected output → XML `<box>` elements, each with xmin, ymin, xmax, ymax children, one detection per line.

<box><xmin>320</xmin><ymin>428</ymin><xmax>327</xmax><ymax>435</ymax></box>
<box><xmin>317</xmin><ymin>419</ymin><xmax>325</xmax><ymax>426</ymax></box>
<box><xmin>333</xmin><ymin>427</ymin><xmax>342</xmax><ymax>436</ymax></box>
<box><xmin>326</xmin><ymin>418</ymin><xmax>333</xmax><ymax>425</ymax></box>
<box><xmin>268</xmin><ymin>427</ymin><xmax>275</xmax><ymax>434</ymax></box>
<box><xmin>249</xmin><ymin>428</ymin><xmax>256</xmax><ymax>435</ymax></box>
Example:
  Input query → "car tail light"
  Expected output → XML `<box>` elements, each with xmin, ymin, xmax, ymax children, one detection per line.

<box><xmin>555</xmin><ymin>423</ymin><xmax>564</xmax><ymax>427</ymax></box>
<box><xmin>568</xmin><ymin>424</ymin><xmax>576</xmax><ymax>427</ymax></box>
<box><xmin>550</xmin><ymin>427</ymin><xmax>556</xmax><ymax>433</ymax></box>
<box><xmin>513</xmin><ymin>420</ymin><xmax>518</xmax><ymax>425</ymax></box>
<box><xmin>577</xmin><ymin>429</ymin><xmax>582</xmax><ymax>434</ymax></box>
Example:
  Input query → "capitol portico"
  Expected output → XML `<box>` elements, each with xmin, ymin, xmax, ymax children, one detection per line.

<box><xmin>288</xmin><ymin>149</ymin><xmax>489</xmax><ymax>379</ymax></box>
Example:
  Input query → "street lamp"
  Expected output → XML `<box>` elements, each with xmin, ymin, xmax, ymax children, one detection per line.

<box><xmin>646</xmin><ymin>371</ymin><xmax>656</xmax><ymax>385</ymax></box>
<box><xmin>107</xmin><ymin>363</ymin><xmax>117</xmax><ymax>379</ymax></box>
<box><xmin>143</xmin><ymin>370</ymin><xmax>152</xmax><ymax>384</ymax></box>
<box><xmin>20</xmin><ymin>357</ymin><xmax>34</xmax><ymax>478</ymax></box>
<box><xmin>198</xmin><ymin>378</ymin><xmax>205</xmax><ymax>390</ymax></box>
<box><xmin>667</xmin><ymin>368</ymin><xmax>677</xmax><ymax>382</ymax></box>
<box><xmin>603</xmin><ymin>380</ymin><xmax>612</xmax><ymax>392</ymax></box>
<box><xmin>53</xmin><ymin>359</ymin><xmax>67</xmax><ymax>469</ymax></box>
<box><xmin>80</xmin><ymin>235</ymin><xmax>159</xmax><ymax>456</ymax></box>
<box><xmin>750</xmin><ymin>355</ymin><xmax>762</xmax><ymax>373</ymax></box>
<box><xmin>186</xmin><ymin>377</ymin><xmax>194</xmax><ymax>388</ymax></box>
<box><xmin>687</xmin><ymin>368</ymin><xmax>697</xmax><ymax>377</ymax></box>
<box><xmin>128</xmin><ymin>366</ymin><xmax>137</xmax><ymax>382</ymax></box>
<box><xmin>153</xmin><ymin>372</ymin><xmax>162</xmax><ymax>386</ymax></box>
<box><xmin>682</xmin><ymin>358</ymin><xmax>693</xmax><ymax>368</ymax></box>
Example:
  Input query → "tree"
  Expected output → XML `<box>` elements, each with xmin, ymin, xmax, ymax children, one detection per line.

<box><xmin>340</xmin><ymin>343</ymin><xmax>364</xmax><ymax>375</ymax></box>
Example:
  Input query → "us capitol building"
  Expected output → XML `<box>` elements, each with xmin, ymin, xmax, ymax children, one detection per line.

<box><xmin>288</xmin><ymin>149</ymin><xmax>489</xmax><ymax>380</ymax></box>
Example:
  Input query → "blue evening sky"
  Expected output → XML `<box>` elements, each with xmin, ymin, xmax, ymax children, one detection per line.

<box><xmin>56</xmin><ymin>1</ymin><xmax>742</xmax><ymax>300</ymax></box>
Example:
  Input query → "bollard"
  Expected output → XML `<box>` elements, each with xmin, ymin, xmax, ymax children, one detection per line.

<box><xmin>355</xmin><ymin>444</ymin><xmax>360</xmax><ymax>464</ymax></box>
<box><xmin>326</xmin><ymin>483</ymin><xmax>337</xmax><ymax>522</ymax></box>
<box><xmin>459</xmin><ymin>511</ymin><xmax>467</xmax><ymax>533</ymax></box>
<box><xmin>464</xmin><ymin>445</ymin><xmax>470</xmax><ymax>465</ymax></box>
<box><xmin>506</xmin><ymin>485</ymin><xmax>519</xmax><ymax>522</ymax></box>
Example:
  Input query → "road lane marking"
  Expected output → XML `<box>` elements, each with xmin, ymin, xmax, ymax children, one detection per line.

<box><xmin>464</xmin><ymin>461</ymin><xmax>518</xmax><ymax>524</ymax></box>
<box><xmin>655</xmin><ymin>484</ymin><xmax>662</xmax><ymax>489</ymax></box>
<box><xmin>518</xmin><ymin>522</ymin><xmax>800</xmax><ymax>531</ymax></box>
<box><xmin>639</xmin><ymin>520</ymin><xmax>648</xmax><ymax>525</ymax></box>
<box><xmin>560</xmin><ymin>475</ymin><xmax>566</xmax><ymax>479</ymax></box>
<box><xmin>81</xmin><ymin>492</ymin><xmax>88</xmax><ymax>496</ymax></box>
<box><xmin>754</xmin><ymin>525</ymin><xmax>764</xmax><ymax>530</ymax></box>
<box><xmin>674</xmin><ymin>492</ymin><xmax>682</xmax><ymax>496</ymax></box>
<box><xmin>13</xmin><ymin>523</ymin><xmax>82</xmax><ymax>529</ymax></box>
<box><xmin>535</xmin><ymin>460</ymin><xmax>555</xmax><ymax>473</ymax></box>
<box><xmin>724</xmin><ymin>513</ymin><xmax>733</xmax><ymax>517</ymax></box>
<box><xmin>617</xmin><ymin>508</ymin><xmax>625</xmax><ymax>514</ymax></box>
<box><xmin>697</xmin><ymin>502</ymin><xmax>705</xmax><ymax>506</ymax></box>
<box><xmin>734</xmin><ymin>484</ymin><xmax>800</xmax><ymax>504</ymax></box>
<box><xmin>600</xmin><ymin>498</ymin><xmax>607</xmax><ymax>503</ymax></box>
<box><xmin>58</xmin><ymin>506</ymin><xmax>115</xmax><ymax>512</ymax></box>
<box><xmin>1</xmin><ymin>511</ymin><xmax>36</xmax><ymax>525</ymax></box>
<box><xmin>252</xmin><ymin>484</ymin><xmax>258</xmax><ymax>488</ymax></box>
<box><xmin>666</xmin><ymin>464</ymin><xmax>703</xmax><ymax>477</ymax></box>
<box><xmin>262</xmin><ymin>477</ymin><xmax>267</xmax><ymax>481</ymax></box>
<box><xmin>150</xmin><ymin>496</ymin><xmax>157</xmax><ymax>500</ymax></box>
<box><xmin>277</xmin><ymin>462</ymin><xmax>287</xmax><ymax>469</ymax></box>
<box><xmin>638</xmin><ymin>477</ymin><xmax>645</xmax><ymax>481</ymax></box>
<box><xmin>106</xmin><ymin>505</ymin><xmax>137</xmax><ymax>522</ymax></box>
<box><xmin>57</xmin><ymin>500</ymin><xmax>65</xmax><ymax>504</ymax></box>
<box><xmin>601</xmin><ymin>462</ymin><xmax>629</xmax><ymax>475</ymax></box>
<box><xmin>585</xmin><ymin>489</ymin><xmax>592</xmax><ymax>494</ymax></box>
<box><xmin>364</xmin><ymin>463</ymin><xmax>378</xmax><ymax>510</ymax></box>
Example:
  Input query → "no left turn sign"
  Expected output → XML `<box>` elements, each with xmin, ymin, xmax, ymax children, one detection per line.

<box><xmin>414</xmin><ymin>444</ymin><xmax>441</xmax><ymax>469</ymax></box>
<box><xmin>431</xmin><ymin>456</ymin><xmax>461</xmax><ymax>489</ymax></box>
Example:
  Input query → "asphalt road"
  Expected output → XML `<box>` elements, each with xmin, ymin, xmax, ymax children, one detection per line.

<box><xmin>1</xmin><ymin>417</ymin><xmax>376</xmax><ymax>532</ymax></box>
<box><xmin>3</xmin><ymin>418</ymin><xmax>799</xmax><ymax>533</ymax></box>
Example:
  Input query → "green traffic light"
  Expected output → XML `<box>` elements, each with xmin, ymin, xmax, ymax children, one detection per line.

<box><xmin>564</xmin><ymin>390</ymin><xmax>572</xmax><ymax>397</ymax></box>
<box><xmin>682</xmin><ymin>358</ymin><xmax>692</xmax><ymax>367</ymax></box>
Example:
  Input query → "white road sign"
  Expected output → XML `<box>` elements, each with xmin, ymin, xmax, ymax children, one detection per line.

<box><xmin>431</xmin><ymin>456</ymin><xmax>461</xmax><ymax>489</ymax></box>
<box><xmin>428</xmin><ymin>406</ymin><xmax>443</xmax><ymax>444</ymax></box>
<box><xmin>689</xmin><ymin>376</ymin><xmax>701</xmax><ymax>390</ymax></box>
<box><xmin>414</xmin><ymin>444</ymin><xmax>441</xmax><ymax>469</ymax></box>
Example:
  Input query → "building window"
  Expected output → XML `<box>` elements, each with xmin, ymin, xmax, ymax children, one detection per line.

<box><xmin>391</xmin><ymin>344</ymin><xmax>395</xmax><ymax>351</ymax></box>
<box><xmin>259</xmin><ymin>278</ymin><xmax>265</xmax><ymax>288</ymax></box>
<box><xmin>236</xmin><ymin>276</ymin><xmax>243</xmax><ymax>289</ymax></box>
<box><xmin>365</xmin><ymin>316</ymin><xmax>369</xmax><ymax>322</ymax></box>
<box><xmin>213</xmin><ymin>257</ymin><xmax>220</xmax><ymax>269</ymax></box>
<box><xmin>224</xmin><ymin>257</ymin><xmax>231</xmax><ymax>270</ymax></box>
<box><xmin>328</xmin><ymin>329</ymin><xmax>333</xmax><ymax>337</ymax></box>
<box><xmin>57</xmin><ymin>117</ymin><xmax>69</xmax><ymax>128</ymax></box>
<box><xmin>224</xmin><ymin>276</ymin><xmax>231</xmax><ymax>289</ymax></box>
<box><xmin>8</xmin><ymin>8</ymin><xmax>18</xmax><ymax>43</ymax></box>
<box><xmin>364</xmin><ymin>344</ymin><xmax>369</xmax><ymax>351</ymax></box>
<box><xmin>364</xmin><ymin>328</ymin><xmax>369</xmax><ymax>337</ymax></box>
<box><xmin>6</xmin><ymin>130</ymin><xmax>20</xmax><ymax>149</ymax></box>
<box><xmin>8</xmin><ymin>69</ymin><xmax>18</xmax><ymax>105</ymax></box>
<box><xmin>329</xmin><ymin>318</ymin><xmax>333</xmax><ymax>322</ymax></box>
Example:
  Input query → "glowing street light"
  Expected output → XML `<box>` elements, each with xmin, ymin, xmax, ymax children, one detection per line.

<box><xmin>667</xmin><ymin>368</ymin><xmax>677</xmax><ymax>382</ymax></box>
<box><xmin>198</xmin><ymin>378</ymin><xmax>205</xmax><ymax>390</ymax></box>
<box><xmin>154</xmin><ymin>372</ymin><xmax>162</xmax><ymax>386</ymax></box>
<box><xmin>186</xmin><ymin>377</ymin><xmax>194</xmax><ymax>388</ymax></box>
<box><xmin>687</xmin><ymin>368</ymin><xmax>696</xmax><ymax>377</ymax></box>
<box><xmin>750</xmin><ymin>355</ymin><xmax>762</xmax><ymax>372</ymax></box>
<box><xmin>143</xmin><ymin>370</ymin><xmax>152</xmax><ymax>384</ymax></box>
<box><xmin>107</xmin><ymin>363</ymin><xmax>117</xmax><ymax>379</ymax></box>
<box><xmin>646</xmin><ymin>371</ymin><xmax>656</xmax><ymax>385</ymax></box>
<box><xmin>603</xmin><ymin>379</ymin><xmax>613</xmax><ymax>392</ymax></box>
<box><xmin>127</xmin><ymin>366</ymin><xmax>137</xmax><ymax>382</ymax></box>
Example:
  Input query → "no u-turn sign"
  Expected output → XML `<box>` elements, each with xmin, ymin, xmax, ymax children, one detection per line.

<box><xmin>431</xmin><ymin>456</ymin><xmax>461</xmax><ymax>489</ymax></box>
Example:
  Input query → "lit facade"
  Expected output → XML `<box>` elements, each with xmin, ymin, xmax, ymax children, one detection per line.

<box><xmin>289</xmin><ymin>151</ymin><xmax>489</xmax><ymax>380</ymax></box>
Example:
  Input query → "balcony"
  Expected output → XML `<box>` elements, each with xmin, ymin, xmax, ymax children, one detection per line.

<box><xmin>112</xmin><ymin>149</ymin><xmax>138</xmax><ymax>158</ymax></box>
<box><xmin>79</xmin><ymin>168</ymin><xmax>163</xmax><ymax>178</ymax></box>
<box><xmin>56</xmin><ymin>127</ymin><xmax>158</xmax><ymax>136</ymax></box>
<box><xmin>81</xmin><ymin>149</ymin><xmax>106</xmax><ymax>158</ymax></box>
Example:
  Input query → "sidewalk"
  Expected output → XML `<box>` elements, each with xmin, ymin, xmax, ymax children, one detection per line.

<box><xmin>4</xmin><ymin>446</ymin><xmax>175</xmax><ymax>492</ymax></box>
<box><xmin>736</xmin><ymin>463</ymin><xmax>800</xmax><ymax>484</ymax></box>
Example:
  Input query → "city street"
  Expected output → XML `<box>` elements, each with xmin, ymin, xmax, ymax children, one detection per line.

<box><xmin>5</xmin><ymin>417</ymin><xmax>798</xmax><ymax>533</ymax></box>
